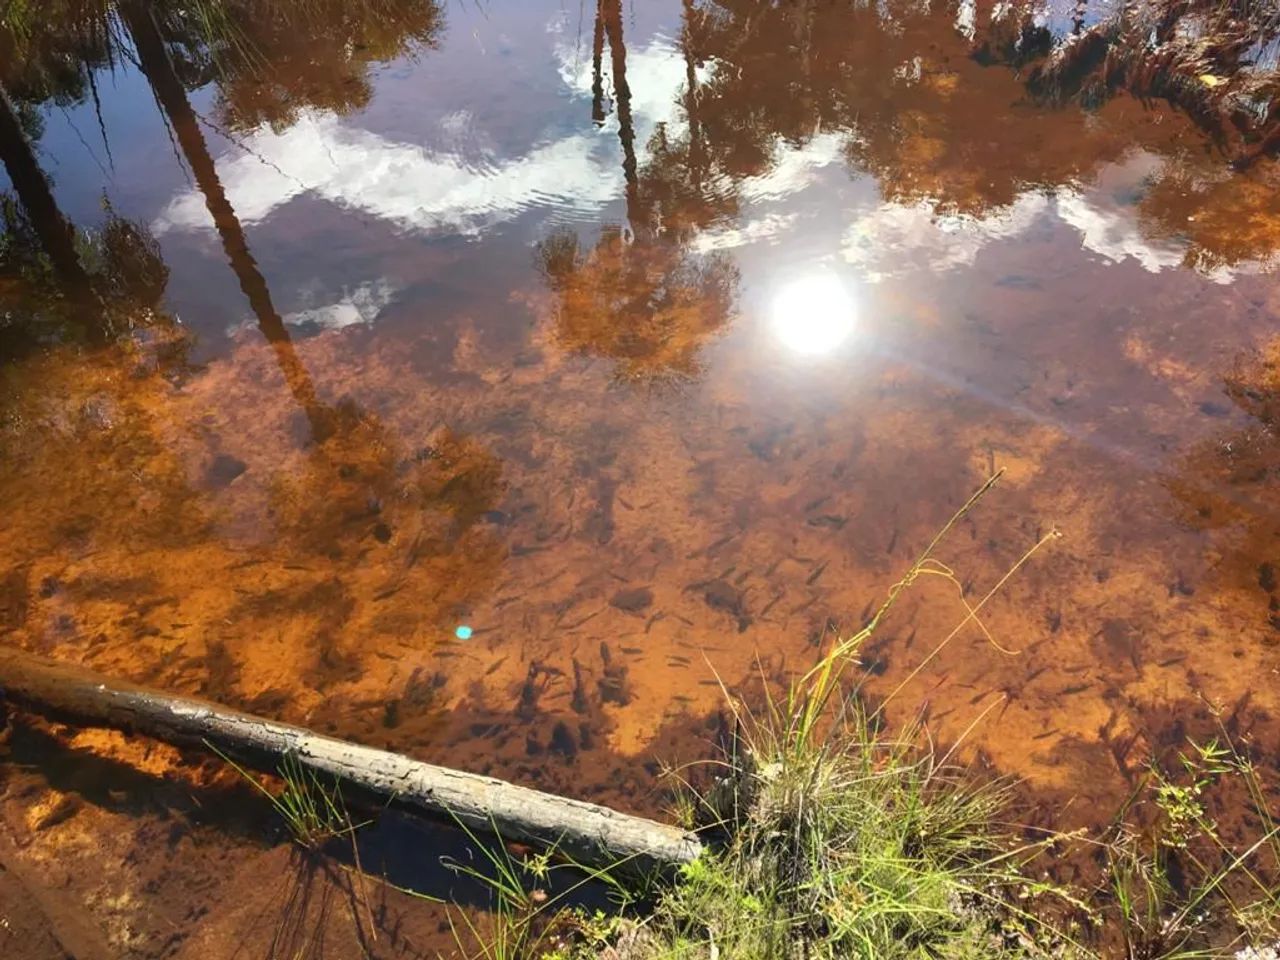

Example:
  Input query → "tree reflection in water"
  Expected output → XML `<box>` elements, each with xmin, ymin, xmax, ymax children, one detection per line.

<box><xmin>538</xmin><ymin>224</ymin><xmax>737</xmax><ymax>382</ymax></box>
<box><xmin>0</xmin><ymin>0</ymin><xmax>511</xmax><ymax>729</ymax></box>
<box><xmin>535</xmin><ymin>0</ymin><xmax>739</xmax><ymax>383</ymax></box>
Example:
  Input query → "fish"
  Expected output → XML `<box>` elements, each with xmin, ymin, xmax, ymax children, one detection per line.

<box><xmin>561</xmin><ymin>608</ymin><xmax>604</xmax><ymax>630</ymax></box>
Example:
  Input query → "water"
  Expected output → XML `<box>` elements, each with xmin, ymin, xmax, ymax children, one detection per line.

<box><xmin>3</xmin><ymin>0</ymin><xmax>1280</xmax><ymax>840</ymax></box>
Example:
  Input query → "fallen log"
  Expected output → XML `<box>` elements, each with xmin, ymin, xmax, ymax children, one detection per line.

<box><xmin>0</xmin><ymin>647</ymin><xmax>703</xmax><ymax>876</ymax></box>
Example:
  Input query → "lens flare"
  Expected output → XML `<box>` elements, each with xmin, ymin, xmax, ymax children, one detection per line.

<box><xmin>769</xmin><ymin>271</ymin><xmax>857</xmax><ymax>356</ymax></box>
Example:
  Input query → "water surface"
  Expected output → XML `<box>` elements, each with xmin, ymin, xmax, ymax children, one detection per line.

<box><xmin>3</xmin><ymin>0</ymin><xmax>1280</xmax><ymax>825</ymax></box>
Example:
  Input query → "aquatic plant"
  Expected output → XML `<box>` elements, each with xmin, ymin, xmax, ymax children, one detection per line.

<box><xmin>1090</xmin><ymin>736</ymin><xmax>1280</xmax><ymax>958</ymax></box>
<box><xmin>437</xmin><ymin>813</ymin><xmax>640</xmax><ymax>960</ymax></box>
<box><xmin>209</xmin><ymin>744</ymin><xmax>387</xmax><ymax>956</ymax></box>
<box><xmin>209</xmin><ymin>744</ymin><xmax>366</xmax><ymax>851</ymax></box>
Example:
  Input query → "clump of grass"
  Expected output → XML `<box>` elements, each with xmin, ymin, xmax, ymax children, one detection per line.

<box><xmin>634</xmin><ymin>708</ymin><xmax>1061</xmax><ymax>959</ymax></box>
<box><xmin>209</xmin><ymin>745</ymin><xmax>385</xmax><ymax>957</ymax></box>
<box><xmin>211</xmin><ymin>745</ymin><xmax>364</xmax><ymax>851</ymax></box>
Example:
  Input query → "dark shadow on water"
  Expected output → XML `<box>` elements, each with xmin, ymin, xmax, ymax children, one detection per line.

<box><xmin>2</xmin><ymin>709</ymin><xmax>642</xmax><ymax>914</ymax></box>
<box><xmin>1</xmin><ymin>716</ymin><xmax>276</xmax><ymax>842</ymax></box>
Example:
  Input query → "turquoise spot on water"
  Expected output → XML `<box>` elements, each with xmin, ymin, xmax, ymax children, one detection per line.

<box><xmin>454</xmin><ymin>624</ymin><xmax>473</xmax><ymax>641</ymax></box>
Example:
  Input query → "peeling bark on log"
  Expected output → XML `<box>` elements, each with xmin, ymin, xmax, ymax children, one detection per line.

<box><xmin>0</xmin><ymin>647</ymin><xmax>702</xmax><ymax>875</ymax></box>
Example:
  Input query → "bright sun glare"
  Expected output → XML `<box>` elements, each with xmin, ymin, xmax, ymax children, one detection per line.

<box><xmin>769</xmin><ymin>271</ymin><xmax>857</xmax><ymax>356</ymax></box>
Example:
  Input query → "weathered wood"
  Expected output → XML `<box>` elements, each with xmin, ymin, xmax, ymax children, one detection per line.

<box><xmin>0</xmin><ymin>647</ymin><xmax>702</xmax><ymax>875</ymax></box>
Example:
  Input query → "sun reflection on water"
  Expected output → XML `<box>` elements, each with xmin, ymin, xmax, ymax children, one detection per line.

<box><xmin>768</xmin><ymin>269</ymin><xmax>858</xmax><ymax>356</ymax></box>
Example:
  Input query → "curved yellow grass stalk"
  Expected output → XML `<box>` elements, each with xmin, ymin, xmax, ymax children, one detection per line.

<box><xmin>797</xmin><ymin>470</ymin><xmax>1010</xmax><ymax>742</ymax></box>
<box><xmin>876</xmin><ymin>524</ymin><xmax>1060</xmax><ymax>719</ymax></box>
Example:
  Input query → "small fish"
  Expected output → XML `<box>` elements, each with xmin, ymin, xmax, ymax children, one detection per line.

<box><xmin>994</xmin><ymin>274</ymin><xmax>1041</xmax><ymax>290</ymax></box>
<box><xmin>561</xmin><ymin>608</ymin><xmax>603</xmax><ymax>630</ymax></box>
<box><xmin>807</xmin><ymin>515</ymin><xmax>847</xmax><ymax>530</ymax></box>
<box><xmin>532</xmin><ymin>567</ymin><xmax>570</xmax><ymax>589</ymax></box>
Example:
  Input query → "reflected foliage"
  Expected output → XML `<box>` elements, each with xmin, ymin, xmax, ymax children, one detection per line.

<box><xmin>0</xmin><ymin>0</ymin><xmax>443</xmax><ymax>132</ymax></box>
<box><xmin>0</xmin><ymin>0</ymin><xmax>442</xmax><ymax>356</ymax></box>
<box><xmin>1024</xmin><ymin>0</ymin><xmax>1280</xmax><ymax>164</ymax></box>
<box><xmin>1138</xmin><ymin>162</ymin><xmax>1280</xmax><ymax>274</ymax></box>
<box><xmin>0</xmin><ymin>192</ymin><xmax>174</xmax><ymax>349</ymax></box>
<box><xmin>146</xmin><ymin>0</ymin><xmax>443</xmax><ymax>131</ymax></box>
<box><xmin>536</xmin><ymin>0</ymin><xmax>739</xmax><ymax>382</ymax></box>
<box><xmin>658</xmin><ymin>0</ymin><xmax>1280</xmax><ymax>263</ymax></box>
<box><xmin>0</xmin><ymin>0</ymin><xmax>115</xmax><ymax>118</ymax></box>
<box><xmin>538</xmin><ymin>225</ymin><xmax>737</xmax><ymax>382</ymax></box>
<box><xmin>677</xmin><ymin>0</ymin><xmax>1131</xmax><ymax>216</ymax></box>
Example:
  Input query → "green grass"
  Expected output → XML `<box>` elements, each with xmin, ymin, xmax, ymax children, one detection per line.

<box><xmin>208</xmin><ymin>744</ymin><xmax>387</xmax><ymax>957</ymax></box>
<box><xmin>438</xmin><ymin>813</ymin><xmax>641</xmax><ymax>960</ymax></box>
<box><xmin>209</xmin><ymin>744</ymin><xmax>366</xmax><ymax>851</ymax></box>
<box><xmin>1090</xmin><ymin>737</ymin><xmax>1280</xmax><ymax>959</ymax></box>
<box><xmin>636</xmin><ymin>715</ymin><xmax>1058</xmax><ymax>959</ymax></box>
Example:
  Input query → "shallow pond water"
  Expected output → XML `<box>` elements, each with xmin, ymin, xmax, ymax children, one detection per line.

<box><xmin>3</xmin><ymin>0</ymin><xmax>1280</xmax><ymax>859</ymax></box>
